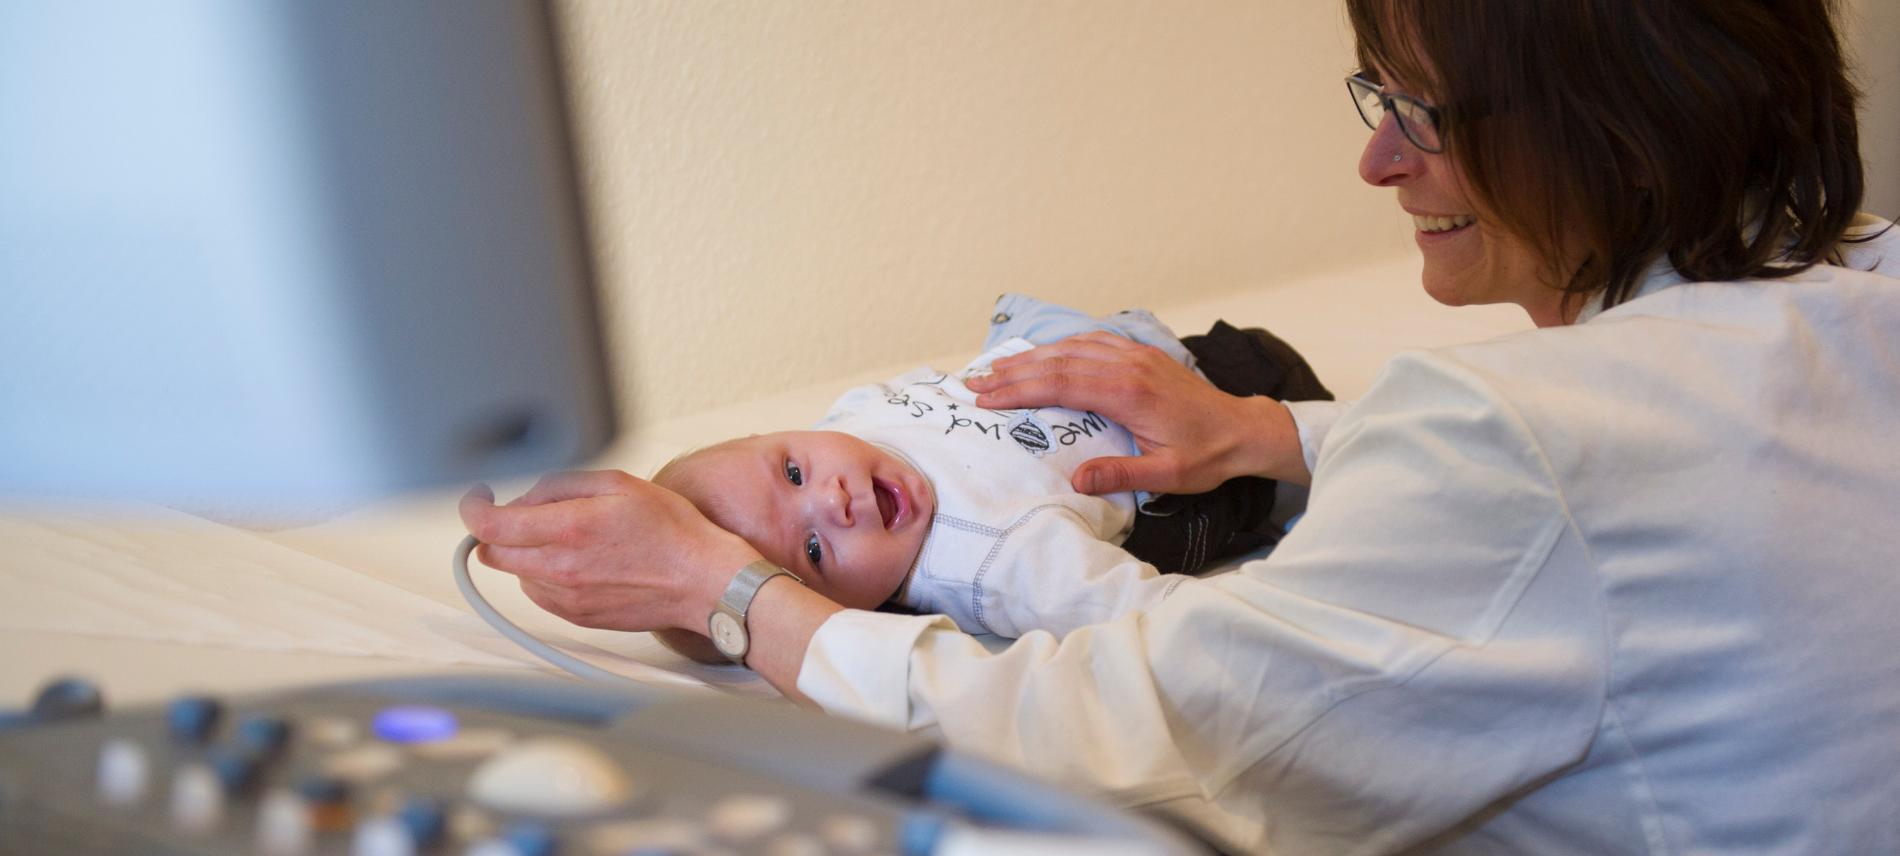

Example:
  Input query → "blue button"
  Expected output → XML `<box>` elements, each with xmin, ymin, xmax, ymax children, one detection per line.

<box><xmin>501</xmin><ymin>822</ymin><xmax>557</xmax><ymax>856</ymax></box>
<box><xmin>372</xmin><ymin>706</ymin><xmax>459</xmax><ymax>744</ymax></box>
<box><xmin>398</xmin><ymin>796</ymin><xmax>447</xmax><ymax>845</ymax></box>
<box><xmin>901</xmin><ymin>810</ymin><xmax>950</xmax><ymax>856</ymax></box>
<box><xmin>207</xmin><ymin>746</ymin><xmax>261</xmax><ymax>793</ymax></box>
<box><xmin>166</xmin><ymin>695</ymin><xmax>222</xmax><ymax>743</ymax></box>
<box><xmin>238</xmin><ymin>714</ymin><xmax>293</xmax><ymax>754</ymax></box>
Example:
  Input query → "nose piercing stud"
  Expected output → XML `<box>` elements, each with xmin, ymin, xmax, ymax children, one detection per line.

<box><xmin>1394</xmin><ymin>153</ymin><xmax>1403</xmax><ymax>163</ymax></box>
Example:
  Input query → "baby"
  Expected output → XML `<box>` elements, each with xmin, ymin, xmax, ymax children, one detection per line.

<box><xmin>655</xmin><ymin>294</ymin><xmax>1329</xmax><ymax>663</ymax></box>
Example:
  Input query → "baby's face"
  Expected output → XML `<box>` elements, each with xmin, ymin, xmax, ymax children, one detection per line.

<box><xmin>681</xmin><ymin>431</ymin><xmax>935</xmax><ymax>610</ymax></box>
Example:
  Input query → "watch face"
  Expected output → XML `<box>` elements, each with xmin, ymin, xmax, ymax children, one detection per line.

<box><xmin>709</xmin><ymin>612</ymin><xmax>747</xmax><ymax>659</ymax></box>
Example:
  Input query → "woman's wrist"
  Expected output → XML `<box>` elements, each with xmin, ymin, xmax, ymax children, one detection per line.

<box><xmin>677</xmin><ymin>537</ymin><xmax>771</xmax><ymax>632</ymax></box>
<box><xmin>1226</xmin><ymin>395</ymin><xmax>1311</xmax><ymax>486</ymax></box>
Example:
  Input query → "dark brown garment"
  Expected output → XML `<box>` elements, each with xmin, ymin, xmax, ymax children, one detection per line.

<box><xmin>1119</xmin><ymin>321</ymin><xmax>1333</xmax><ymax>574</ymax></box>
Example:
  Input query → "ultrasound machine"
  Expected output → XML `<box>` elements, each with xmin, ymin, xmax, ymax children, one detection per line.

<box><xmin>0</xmin><ymin>3</ymin><xmax>1204</xmax><ymax>853</ymax></box>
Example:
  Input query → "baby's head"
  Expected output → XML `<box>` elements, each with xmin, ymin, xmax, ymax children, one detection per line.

<box><xmin>652</xmin><ymin>431</ymin><xmax>936</xmax><ymax>661</ymax></box>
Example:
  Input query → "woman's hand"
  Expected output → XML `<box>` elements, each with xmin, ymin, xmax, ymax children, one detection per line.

<box><xmin>966</xmin><ymin>331</ymin><xmax>1309</xmax><ymax>492</ymax></box>
<box><xmin>456</xmin><ymin>470</ymin><xmax>762</xmax><ymax>634</ymax></box>
<box><xmin>459</xmin><ymin>470</ymin><xmax>847</xmax><ymax>699</ymax></box>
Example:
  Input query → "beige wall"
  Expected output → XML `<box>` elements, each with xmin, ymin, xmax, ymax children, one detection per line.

<box><xmin>554</xmin><ymin>2</ymin><xmax>1900</xmax><ymax>431</ymax></box>
<box><xmin>1847</xmin><ymin>0</ymin><xmax>1900</xmax><ymax>220</ymax></box>
<box><xmin>552</xmin><ymin>2</ymin><xmax>1411</xmax><ymax>429</ymax></box>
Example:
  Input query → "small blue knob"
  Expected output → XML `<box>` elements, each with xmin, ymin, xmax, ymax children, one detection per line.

<box><xmin>501</xmin><ymin>822</ymin><xmax>558</xmax><ymax>856</ymax></box>
<box><xmin>237</xmin><ymin>714</ymin><xmax>293</xmax><ymax>755</ymax></box>
<box><xmin>30</xmin><ymin>677</ymin><xmax>104</xmax><ymax>722</ymax></box>
<box><xmin>399</xmin><ymin>796</ymin><xmax>446</xmax><ymax>845</ymax></box>
<box><xmin>166</xmin><ymin>695</ymin><xmax>223</xmax><ymax>743</ymax></box>
<box><xmin>207</xmin><ymin>746</ymin><xmax>261</xmax><ymax>793</ymax></box>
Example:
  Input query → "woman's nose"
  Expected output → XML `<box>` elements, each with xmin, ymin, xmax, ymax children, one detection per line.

<box><xmin>1358</xmin><ymin>114</ymin><xmax>1416</xmax><ymax>187</ymax></box>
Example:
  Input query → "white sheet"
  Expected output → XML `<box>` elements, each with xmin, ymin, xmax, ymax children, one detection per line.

<box><xmin>0</xmin><ymin>502</ymin><xmax>732</xmax><ymax>702</ymax></box>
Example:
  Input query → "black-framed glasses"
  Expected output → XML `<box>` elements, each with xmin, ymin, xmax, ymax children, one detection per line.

<box><xmin>1346</xmin><ymin>74</ymin><xmax>1445</xmax><ymax>154</ymax></box>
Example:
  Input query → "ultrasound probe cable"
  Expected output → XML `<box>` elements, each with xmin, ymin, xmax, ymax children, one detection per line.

<box><xmin>453</xmin><ymin>535</ymin><xmax>636</xmax><ymax>685</ymax></box>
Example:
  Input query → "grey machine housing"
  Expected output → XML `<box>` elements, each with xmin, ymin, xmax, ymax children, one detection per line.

<box><xmin>0</xmin><ymin>1</ymin><xmax>616</xmax><ymax>505</ymax></box>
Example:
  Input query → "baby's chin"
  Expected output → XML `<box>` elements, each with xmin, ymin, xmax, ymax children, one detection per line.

<box><xmin>821</xmin><ymin>580</ymin><xmax>901</xmax><ymax>613</ymax></box>
<box><xmin>809</xmin><ymin>556</ymin><xmax>917</xmax><ymax>613</ymax></box>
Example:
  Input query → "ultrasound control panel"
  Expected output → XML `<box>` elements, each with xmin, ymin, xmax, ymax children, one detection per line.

<box><xmin>0</xmin><ymin>675</ymin><xmax>1203</xmax><ymax>855</ymax></box>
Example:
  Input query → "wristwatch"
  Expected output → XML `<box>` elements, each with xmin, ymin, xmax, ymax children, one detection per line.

<box><xmin>708</xmin><ymin>560</ymin><xmax>803</xmax><ymax>665</ymax></box>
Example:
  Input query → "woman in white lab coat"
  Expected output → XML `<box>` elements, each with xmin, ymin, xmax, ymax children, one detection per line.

<box><xmin>461</xmin><ymin>0</ymin><xmax>1900</xmax><ymax>851</ymax></box>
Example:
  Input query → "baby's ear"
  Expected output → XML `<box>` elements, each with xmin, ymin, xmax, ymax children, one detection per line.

<box><xmin>652</xmin><ymin>627</ymin><xmax>732</xmax><ymax>666</ymax></box>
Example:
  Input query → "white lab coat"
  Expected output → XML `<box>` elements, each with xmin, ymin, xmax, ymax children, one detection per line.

<box><xmin>797</xmin><ymin>217</ymin><xmax>1900</xmax><ymax>854</ymax></box>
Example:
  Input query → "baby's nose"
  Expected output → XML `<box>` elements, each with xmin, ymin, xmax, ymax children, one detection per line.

<box><xmin>827</xmin><ymin>477</ymin><xmax>856</xmax><ymax>527</ymax></box>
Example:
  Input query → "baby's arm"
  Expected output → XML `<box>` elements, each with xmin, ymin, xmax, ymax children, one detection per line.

<box><xmin>976</xmin><ymin>508</ymin><xmax>1189</xmax><ymax>639</ymax></box>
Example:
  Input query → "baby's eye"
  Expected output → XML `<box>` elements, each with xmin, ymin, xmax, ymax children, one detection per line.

<box><xmin>804</xmin><ymin>534</ymin><xmax>824</xmax><ymax>567</ymax></box>
<box><xmin>784</xmin><ymin>459</ymin><xmax>803</xmax><ymax>486</ymax></box>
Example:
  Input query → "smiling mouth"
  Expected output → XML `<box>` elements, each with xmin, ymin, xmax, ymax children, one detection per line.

<box><xmin>873</xmin><ymin>480</ymin><xmax>902</xmax><ymax>529</ymax></box>
<box><xmin>1414</xmin><ymin>213</ymin><xmax>1476</xmax><ymax>235</ymax></box>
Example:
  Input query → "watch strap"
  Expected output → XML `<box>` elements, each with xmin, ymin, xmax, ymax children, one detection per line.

<box><xmin>709</xmin><ymin>560</ymin><xmax>802</xmax><ymax>664</ymax></box>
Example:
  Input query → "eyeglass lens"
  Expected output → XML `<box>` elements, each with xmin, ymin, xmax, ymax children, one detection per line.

<box><xmin>1347</xmin><ymin>78</ymin><xmax>1441</xmax><ymax>153</ymax></box>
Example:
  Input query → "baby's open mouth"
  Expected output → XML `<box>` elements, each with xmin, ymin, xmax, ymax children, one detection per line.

<box><xmin>873</xmin><ymin>480</ymin><xmax>902</xmax><ymax>529</ymax></box>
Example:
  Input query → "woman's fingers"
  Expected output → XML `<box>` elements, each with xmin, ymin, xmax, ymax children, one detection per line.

<box><xmin>519</xmin><ymin>578</ymin><xmax>588</xmax><ymax>625</ymax></box>
<box><xmin>472</xmin><ymin>542</ymin><xmax>565</xmax><ymax>582</ymax></box>
<box><xmin>457</xmin><ymin>473</ymin><xmax>780</xmax><ymax>635</ymax></box>
<box><xmin>994</xmin><ymin>330</ymin><xmax>1144</xmax><ymax>362</ymax></box>
<box><xmin>459</xmin><ymin>487</ymin><xmax>584</xmax><ymax>547</ymax></box>
<box><xmin>979</xmin><ymin>333</ymin><xmax>1145</xmax><ymax>377</ymax></box>
<box><xmin>972</xmin><ymin>370</ymin><xmax>1132</xmax><ymax>413</ymax></box>
<box><xmin>971</xmin><ymin>342</ymin><xmax>1165</xmax><ymax>412</ymax></box>
<box><xmin>1070</xmin><ymin>455</ymin><xmax>1150</xmax><ymax>496</ymax></box>
<box><xmin>956</xmin><ymin>328</ymin><xmax>1304</xmax><ymax>493</ymax></box>
<box><xmin>513</xmin><ymin>469</ymin><xmax>638</xmax><ymax>506</ymax></box>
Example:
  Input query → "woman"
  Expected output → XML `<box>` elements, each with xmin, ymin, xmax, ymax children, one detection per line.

<box><xmin>461</xmin><ymin>0</ymin><xmax>1899</xmax><ymax>851</ymax></box>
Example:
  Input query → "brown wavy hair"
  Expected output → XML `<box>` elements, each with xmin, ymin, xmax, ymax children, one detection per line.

<box><xmin>1347</xmin><ymin>0</ymin><xmax>1869</xmax><ymax>312</ymax></box>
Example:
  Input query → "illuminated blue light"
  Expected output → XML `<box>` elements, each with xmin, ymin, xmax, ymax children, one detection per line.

<box><xmin>372</xmin><ymin>706</ymin><xmax>459</xmax><ymax>744</ymax></box>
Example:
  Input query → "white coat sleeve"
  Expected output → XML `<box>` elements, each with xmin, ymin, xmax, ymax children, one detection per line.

<box><xmin>974</xmin><ymin>510</ymin><xmax>1188</xmax><ymax>639</ymax></box>
<box><xmin>1283</xmin><ymin>398</ymin><xmax>1351</xmax><ymax>477</ymax></box>
<box><xmin>797</xmin><ymin>352</ymin><xmax>1609</xmax><ymax>853</ymax></box>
